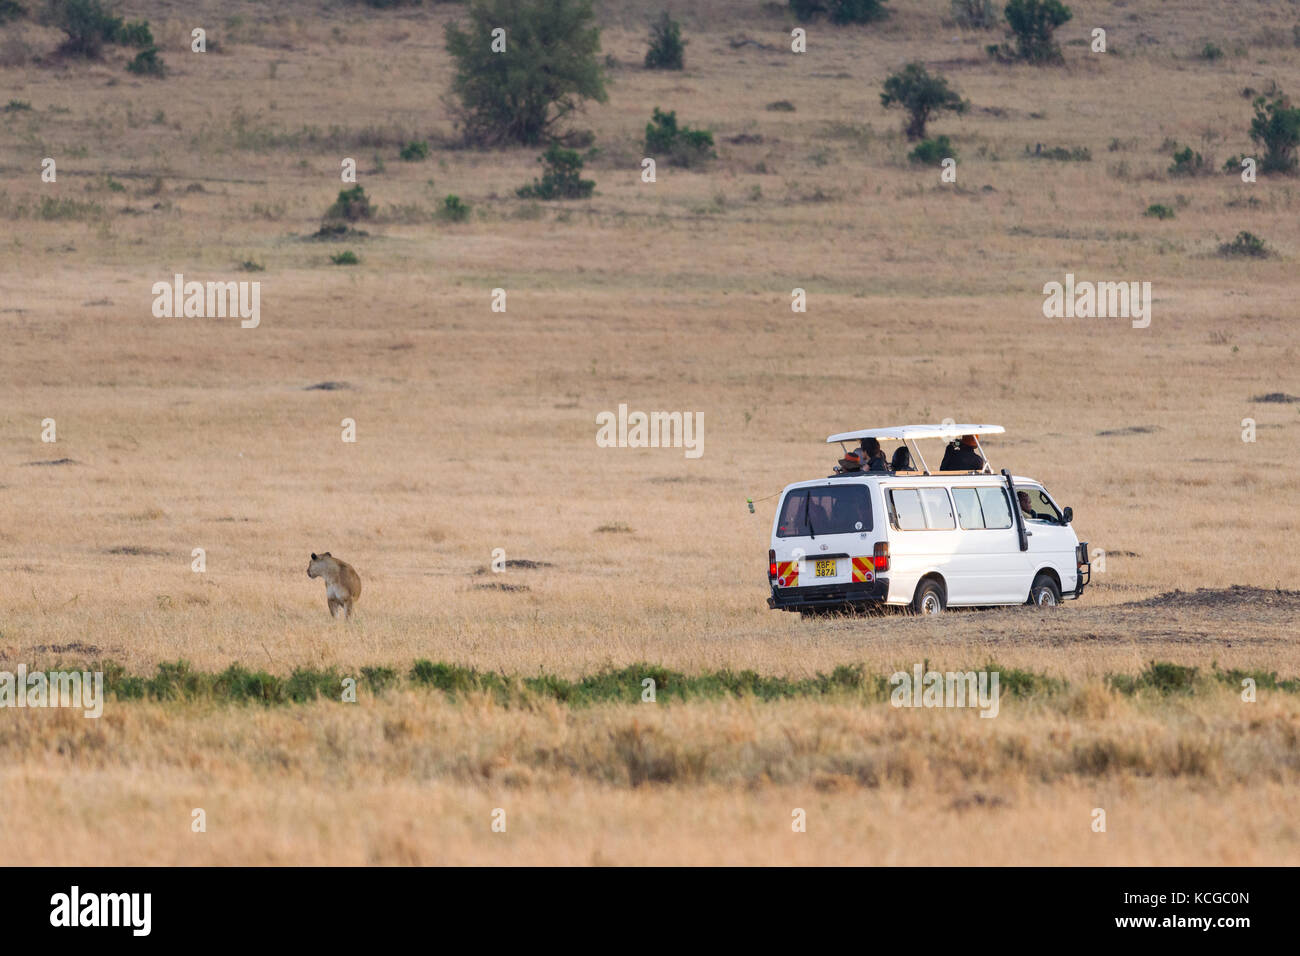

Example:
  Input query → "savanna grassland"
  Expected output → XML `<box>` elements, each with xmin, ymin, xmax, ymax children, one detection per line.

<box><xmin>1</xmin><ymin>0</ymin><xmax>1298</xmax><ymax>865</ymax></box>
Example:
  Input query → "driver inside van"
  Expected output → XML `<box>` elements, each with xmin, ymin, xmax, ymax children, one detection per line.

<box><xmin>1017</xmin><ymin>490</ymin><xmax>1050</xmax><ymax>522</ymax></box>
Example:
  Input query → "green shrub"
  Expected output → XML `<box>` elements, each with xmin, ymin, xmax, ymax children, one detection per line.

<box><xmin>1028</xmin><ymin>143</ymin><xmax>1091</xmax><ymax>161</ymax></box>
<box><xmin>644</xmin><ymin>11</ymin><xmax>684</xmax><ymax>70</ymax></box>
<box><xmin>126</xmin><ymin>45</ymin><xmax>163</xmax><ymax>76</ymax></box>
<box><xmin>766</xmin><ymin>100</ymin><xmax>796</xmax><ymax>112</ymax></box>
<box><xmin>790</xmin><ymin>0</ymin><xmax>888</xmax><ymax>24</ymax></box>
<box><xmin>1168</xmin><ymin>145</ymin><xmax>1208</xmax><ymax>176</ymax></box>
<box><xmin>437</xmin><ymin>193</ymin><xmax>470</xmax><ymax>222</ymax></box>
<box><xmin>1218</xmin><ymin>231</ymin><xmax>1269</xmax><ymax>258</ymax></box>
<box><xmin>0</xmin><ymin>0</ymin><xmax>26</xmax><ymax>24</ymax></box>
<box><xmin>330</xmin><ymin>250</ymin><xmax>360</xmax><ymax>265</ymax></box>
<box><xmin>951</xmin><ymin>0</ymin><xmax>995</xmax><ymax>29</ymax></box>
<box><xmin>644</xmin><ymin>107</ymin><xmax>715</xmax><ymax>167</ymax></box>
<box><xmin>45</xmin><ymin>0</ymin><xmax>122</xmax><ymax>58</ymax></box>
<box><xmin>324</xmin><ymin>185</ymin><xmax>372</xmax><ymax>222</ymax></box>
<box><xmin>399</xmin><ymin>140</ymin><xmax>430</xmax><ymax>161</ymax></box>
<box><xmin>999</xmin><ymin>0</ymin><xmax>1072</xmax><ymax>64</ymax></box>
<box><xmin>1199</xmin><ymin>41</ymin><xmax>1223</xmax><ymax>61</ymax></box>
<box><xmin>444</xmin><ymin>0</ymin><xmax>607</xmax><ymax>146</ymax></box>
<box><xmin>4</xmin><ymin>99</ymin><xmax>33</xmax><ymax>112</ymax></box>
<box><xmin>1249</xmin><ymin>93</ymin><xmax>1300</xmax><ymax>174</ymax></box>
<box><xmin>114</xmin><ymin>18</ymin><xmax>151</xmax><ymax>47</ymax></box>
<box><xmin>880</xmin><ymin>61</ymin><xmax>967</xmax><ymax>141</ymax></box>
<box><xmin>516</xmin><ymin>143</ymin><xmax>595</xmax><ymax>199</ymax></box>
<box><xmin>1144</xmin><ymin>203</ymin><xmax>1175</xmax><ymax>219</ymax></box>
<box><xmin>908</xmin><ymin>135</ymin><xmax>955</xmax><ymax>165</ymax></box>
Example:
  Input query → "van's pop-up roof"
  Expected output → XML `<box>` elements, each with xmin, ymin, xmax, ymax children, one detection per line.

<box><xmin>826</xmin><ymin>424</ymin><xmax>1005</xmax><ymax>475</ymax></box>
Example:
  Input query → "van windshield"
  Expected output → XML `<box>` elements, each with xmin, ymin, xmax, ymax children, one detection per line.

<box><xmin>778</xmin><ymin>485</ymin><xmax>873</xmax><ymax>537</ymax></box>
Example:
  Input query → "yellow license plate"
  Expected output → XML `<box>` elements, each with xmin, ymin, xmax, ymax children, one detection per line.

<box><xmin>815</xmin><ymin>559</ymin><xmax>837</xmax><ymax>578</ymax></box>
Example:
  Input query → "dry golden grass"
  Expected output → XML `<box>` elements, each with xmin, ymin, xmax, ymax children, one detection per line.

<box><xmin>1</xmin><ymin>0</ymin><xmax>1298</xmax><ymax>864</ymax></box>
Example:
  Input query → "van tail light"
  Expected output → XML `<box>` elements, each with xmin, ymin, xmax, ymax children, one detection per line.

<box><xmin>872</xmin><ymin>542</ymin><xmax>890</xmax><ymax>571</ymax></box>
<box><xmin>768</xmin><ymin>549</ymin><xmax>777</xmax><ymax>579</ymax></box>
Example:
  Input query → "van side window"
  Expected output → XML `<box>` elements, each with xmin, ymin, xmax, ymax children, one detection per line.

<box><xmin>952</xmin><ymin>487</ymin><xmax>1013</xmax><ymax>530</ymax></box>
<box><xmin>887</xmin><ymin>488</ymin><xmax>954</xmax><ymax>530</ymax></box>
<box><xmin>977</xmin><ymin>487</ymin><xmax>1013</xmax><ymax>529</ymax></box>
<box><xmin>952</xmin><ymin>487</ymin><xmax>984</xmax><ymax>529</ymax></box>
<box><xmin>888</xmin><ymin>489</ymin><xmax>926</xmax><ymax>530</ymax></box>
<box><xmin>919</xmin><ymin>488</ymin><xmax>955</xmax><ymax>529</ymax></box>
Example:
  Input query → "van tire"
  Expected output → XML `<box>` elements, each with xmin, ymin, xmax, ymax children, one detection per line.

<box><xmin>911</xmin><ymin>579</ymin><xmax>945</xmax><ymax>617</ymax></box>
<box><xmin>1028</xmin><ymin>573</ymin><xmax>1061</xmax><ymax>608</ymax></box>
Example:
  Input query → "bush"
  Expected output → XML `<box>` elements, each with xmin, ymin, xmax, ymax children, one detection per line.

<box><xmin>114</xmin><ymin>18</ymin><xmax>151</xmax><ymax>47</ymax></box>
<box><xmin>1000</xmin><ymin>0</ymin><xmax>1072</xmax><ymax>64</ymax></box>
<box><xmin>516</xmin><ymin>144</ymin><xmax>595</xmax><ymax>199</ymax></box>
<box><xmin>644</xmin><ymin>107</ymin><xmax>715</xmax><ymax>167</ymax></box>
<box><xmin>330</xmin><ymin>250</ymin><xmax>360</xmax><ymax>265</ymax></box>
<box><xmin>437</xmin><ymin>194</ymin><xmax>470</xmax><ymax>222</ymax></box>
<box><xmin>951</xmin><ymin>0</ymin><xmax>995</xmax><ymax>29</ymax></box>
<box><xmin>644</xmin><ymin>11</ymin><xmax>684</xmax><ymax>70</ymax></box>
<box><xmin>1144</xmin><ymin>203</ymin><xmax>1175</xmax><ymax>219</ymax></box>
<box><xmin>324</xmin><ymin>185</ymin><xmax>372</xmax><ymax>222</ymax></box>
<box><xmin>45</xmin><ymin>0</ymin><xmax>122</xmax><ymax>58</ymax></box>
<box><xmin>399</xmin><ymin>140</ymin><xmax>430</xmax><ymax>161</ymax></box>
<box><xmin>1249</xmin><ymin>93</ymin><xmax>1300</xmax><ymax>174</ymax></box>
<box><xmin>1168</xmin><ymin>145</ymin><xmax>1208</xmax><ymax>176</ymax></box>
<box><xmin>444</xmin><ymin>0</ymin><xmax>607</xmax><ymax>146</ymax></box>
<box><xmin>1199</xmin><ymin>41</ymin><xmax>1223</xmax><ymax>61</ymax></box>
<box><xmin>908</xmin><ymin>135</ymin><xmax>955</xmax><ymax>165</ymax></box>
<box><xmin>790</xmin><ymin>0</ymin><xmax>888</xmax><ymax>24</ymax></box>
<box><xmin>0</xmin><ymin>0</ymin><xmax>26</xmax><ymax>24</ymax></box>
<box><xmin>1028</xmin><ymin>143</ymin><xmax>1091</xmax><ymax>161</ymax></box>
<box><xmin>126</xmin><ymin>45</ymin><xmax>163</xmax><ymax>75</ymax></box>
<box><xmin>880</xmin><ymin>61</ymin><xmax>967</xmax><ymax>141</ymax></box>
<box><xmin>1218</xmin><ymin>231</ymin><xmax>1270</xmax><ymax>258</ymax></box>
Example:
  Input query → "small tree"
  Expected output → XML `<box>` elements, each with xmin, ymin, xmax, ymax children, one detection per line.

<box><xmin>644</xmin><ymin>108</ymin><xmax>715</xmax><ymax>167</ymax></box>
<box><xmin>951</xmin><ymin>0</ymin><xmax>996</xmax><ymax>29</ymax></box>
<box><xmin>644</xmin><ymin>11</ymin><xmax>684</xmax><ymax>70</ymax></box>
<box><xmin>325</xmin><ymin>186</ymin><xmax>372</xmax><ymax>222</ymax></box>
<box><xmin>1001</xmin><ymin>0</ymin><xmax>1072</xmax><ymax>64</ymax></box>
<box><xmin>44</xmin><ymin>0</ymin><xmax>121</xmax><ymax>57</ymax></box>
<box><xmin>0</xmin><ymin>1</ymin><xmax>27</xmax><ymax>25</ymax></box>
<box><xmin>790</xmin><ymin>0</ymin><xmax>888</xmax><ymax>24</ymax></box>
<box><xmin>880</xmin><ymin>62</ymin><xmax>967</xmax><ymax>141</ymax></box>
<box><xmin>1250</xmin><ymin>93</ymin><xmax>1300</xmax><ymax>174</ymax></box>
<box><xmin>444</xmin><ymin>0</ymin><xmax>607</xmax><ymax>147</ymax></box>
<box><xmin>517</xmin><ymin>144</ymin><xmax>595</xmax><ymax>198</ymax></box>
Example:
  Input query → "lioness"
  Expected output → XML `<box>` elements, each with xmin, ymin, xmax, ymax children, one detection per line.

<box><xmin>307</xmin><ymin>552</ymin><xmax>362</xmax><ymax>619</ymax></box>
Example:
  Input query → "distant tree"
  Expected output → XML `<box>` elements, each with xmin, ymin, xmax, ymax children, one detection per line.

<box><xmin>444</xmin><ymin>0</ymin><xmax>607</xmax><ymax>147</ymax></box>
<box><xmin>44</xmin><ymin>0</ymin><xmax>120</xmax><ymax>57</ymax></box>
<box><xmin>644</xmin><ymin>11</ymin><xmax>685</xmax><ymax>70</ymax></box>
<box><xmin>1249</xmin><ymin>93</ymin><xmax>1300</xmax><ymax>174</ymax></box>
<box><xmin>644</xmin><ymin>107</ymin><xmax>715</xmax><ymax>167</ymax></box>
<box><xmin>516</xmin><ymin>144</ymin><xmax>595</xmax><ymax>198</ymax></box>
<box><xmin>0</xmin><ymin>0</ymin><xmax>27</xmax><ymax>26</ymax></box>
<box><xmin>790</xmin><ymin>0</ymin><xmax>888</xmax><ymax>24</ymax></box>
<box><xmin>1001</xmin><ymin>0</ymin><xmax>1072</xmax><ymax>64</ymax></box>
<box><xmin>880</xmin><ymin>62</ymin><xmax>968</xmax><ymax>141</ymax></box>
<box><xmin>951</xmin><ymin>0</ymin><xmax>996</xmax><ymax>29</ymax></box>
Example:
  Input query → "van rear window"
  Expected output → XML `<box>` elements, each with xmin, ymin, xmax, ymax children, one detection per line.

<box><xmin>777</xmin><ymin>485</ymin><xmax>872</xmax><ymax>537</ymax></box>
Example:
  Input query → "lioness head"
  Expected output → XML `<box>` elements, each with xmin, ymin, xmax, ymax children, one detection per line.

<box><xmin>307</xmin><ymin>552</ymin><xmax>333</xmax><ymax>579</ymax></box>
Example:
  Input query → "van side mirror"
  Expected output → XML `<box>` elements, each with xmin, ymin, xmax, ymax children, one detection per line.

<box><xmin>1062</xmin><ymin>506</ymin><xmax>1073</xmax><ymax>524</ymax></box>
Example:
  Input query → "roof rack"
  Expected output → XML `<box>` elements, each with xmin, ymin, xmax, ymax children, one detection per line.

<box><xmin>825</xmin><ymin>423</ymin><xmax>1004</xmax><ymax>476</ymax></box>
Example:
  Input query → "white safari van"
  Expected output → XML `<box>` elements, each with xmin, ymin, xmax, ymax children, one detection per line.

<box><xmin>767</xmin><ymin>425</ymin><xmax>1090</xmax><ymax>616</ymax></box>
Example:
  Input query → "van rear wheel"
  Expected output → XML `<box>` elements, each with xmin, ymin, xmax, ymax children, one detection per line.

<box><xmin>911</xmin><ymin>579</ymin><xmax>945</xmax><ymax>617</ymax></box>
<box><xmin>1028</xmin><ymin>574</ymin><xmax>1061</xmax><ymax>608</ymax></box>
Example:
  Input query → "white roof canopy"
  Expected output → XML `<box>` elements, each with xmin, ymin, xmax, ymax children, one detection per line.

<box><xmin>826</xmin><ymin>424</ymin><xmax>1005</xmax><ymax>444</ymax></box>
